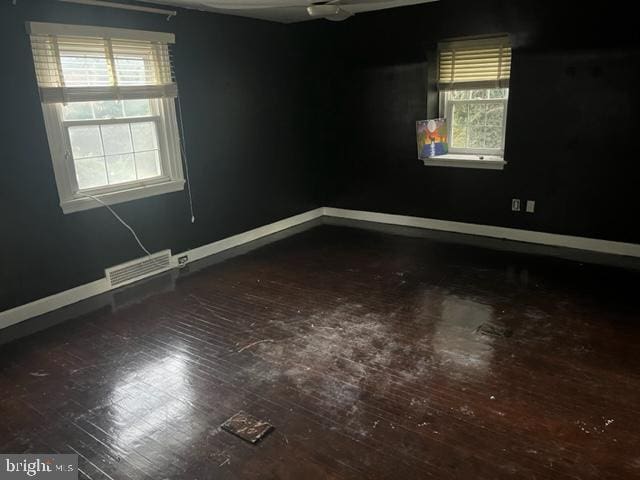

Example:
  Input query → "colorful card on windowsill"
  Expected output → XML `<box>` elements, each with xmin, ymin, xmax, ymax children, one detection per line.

<box><xmin>416</xmin><ymin>118</ymin><xmax>448</xmax><ymax>159</ymax></box>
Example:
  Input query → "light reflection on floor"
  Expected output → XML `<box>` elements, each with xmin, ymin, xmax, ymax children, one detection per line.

<box><xmin>433</xmin><ymin>296</ymin><xmax>495</xmax><ymax>376</ymax></box>
<box><xmin>108</xmin><ymin>354</ymin><xmax>195</xmax><ymax>453</ymax></box>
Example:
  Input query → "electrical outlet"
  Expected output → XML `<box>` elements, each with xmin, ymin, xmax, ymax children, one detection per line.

<box><xmin>511</xmin><ymin>199</ymin><xmax>521</xmax><ymax>211</ymax></box>
<box><xmin>178</xmin><ymin>255</ymin><xmax>189</xmax><ymax>266</ymax></box>
<box><xmin>526</xmin><ymin>200</ymin><xmax>535</xmax><ymax>213</ymax></box>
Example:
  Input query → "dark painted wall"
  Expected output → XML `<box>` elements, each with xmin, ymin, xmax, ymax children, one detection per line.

<box><xmin>0</xmin><ymin>0</ymin><xmax>320</xmax><ymax>311</ymax></box>
<box><xmin>322</xmin><ymin>0</ymin><xmax>640</xmax><ymax>244</ymax></box>
<box><xmin>3</xmin><ymin>0</ymin><xmax>640</xmax><ymax>313</ymax></box>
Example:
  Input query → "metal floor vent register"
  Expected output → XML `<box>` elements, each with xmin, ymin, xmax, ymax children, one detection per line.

<box><xmin>221</xmin><ymin>411</ymin><xmax>274</xmax><ymax>444</ymax></box>
<box><xmin>105</xmin><ymin>250</ymin><xmax>173</xmax><ymax>288</ymax></box>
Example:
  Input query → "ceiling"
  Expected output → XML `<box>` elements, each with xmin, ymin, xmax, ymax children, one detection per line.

<box><xmin>145</xmin><ymin>0</ymin><xmax>438</xmax><ymax>24</ymax></box>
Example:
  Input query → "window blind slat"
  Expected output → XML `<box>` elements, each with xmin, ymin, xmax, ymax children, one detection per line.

<box><xmin>438</xmin><ymin>35</ymin><xmax>511</xmax><ymax>90</ymax></box>
<box><xmin>38</xmin><ymin>85</ymin><xmax>178</xmax><ymax>103</ymax></box>
<box><xmin>29</xmin><ymin>27</ymin><xmax>176</xmax><ymax>104</ymax></box>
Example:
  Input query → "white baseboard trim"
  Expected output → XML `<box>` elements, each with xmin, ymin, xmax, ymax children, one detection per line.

<box><xmin>0</xmin><ymin>279</ymin><xmax>110</xmax><ymax>331</ymax></box>
<box><xmin>323</xmin><ymin>207</ymin><xmax>640</xmax><ymax>258</ymax></box>
<box><xmin>184</xmin><ymin>208</ymin><xmax>324</xmax><ymax>263</ymax></box>
<box><xmin>2</xmin><ymin>205</ymin><xmax>638</xmax><ymax>332</ymax></box>
<box><xmin>0</xmin><ymin>208</ymin><xmax>324</xmax><ymax>331</ymax></box>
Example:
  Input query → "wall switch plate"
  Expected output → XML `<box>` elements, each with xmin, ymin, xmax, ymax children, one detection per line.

<box><xmin>526</xmin><ymin>200</ymin><xmax>535</xmax><ymax>213</ymax></box>
<box><xmin>511</xmin><ymin>199</ymin><xmax>521</xmax><ymax>211</ymax></box>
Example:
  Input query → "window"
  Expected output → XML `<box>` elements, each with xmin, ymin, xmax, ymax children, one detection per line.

<box><xmin>444</xmin><ymin>88</ymin><xmax>508</xmax><ymax>154</ymax></box>
<box><xmin>431</xmin><ymin>35</ymin><xmax>512</xmax><ymax>170</ymax></box>
<box><xmin>28</xmin><ymin>23</ymin><xmax>184</xmax><ymax>213</ymax></box>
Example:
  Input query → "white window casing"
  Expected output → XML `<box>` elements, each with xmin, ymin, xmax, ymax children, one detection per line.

<box><xmin>27</xmin><ymin>22</ymin><xmax>184</xmax><ymax>213</ymax></box>
<box><xmin>427</xmin><ymin>34</ymin><xmax>512</xmax><ymax>170</ymax></box>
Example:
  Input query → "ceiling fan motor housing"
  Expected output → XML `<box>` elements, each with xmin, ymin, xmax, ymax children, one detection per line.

<box><xmin>306</xmin><ymin>4</ymin><xmax>341</xmax><ymax>17</ymax></box>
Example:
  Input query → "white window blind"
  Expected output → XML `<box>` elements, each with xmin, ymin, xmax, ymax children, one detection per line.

<box><xmin>27</xmin><ymin>22</ymin><xmax>176</xmax><ymax>104</ymax></box>
<box><xmin>438</xmin><ymin>35</ymin><xmax>511</xmax><ymax>91</ymax></box>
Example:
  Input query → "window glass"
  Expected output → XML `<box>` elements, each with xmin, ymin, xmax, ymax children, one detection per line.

<box><xmin>75</xmin><ymin>156</ymin><xmax>107</xmax><ymax>190</ymax></box>
<box><xmin>63</xmin><ymin>100</ymin><xmax>151</xmax><ymax>121</ymax></box>
<box><xmin>68</xmin><ymin>126</ymin><xmax>103</xmax><ymax>158</ymax></box>
<box><xmin>446</xmin><ymin>88</ymin><xmax>508</xmax><ymax>152</ymax></box>
<box><xmin>68</xmin><ymin>119</ymin><xmax>162</xmax><ymax>190</ymax></box>
<box><xmin>106</xmin><ymin>153</ymin><xmax>137</xmax><ymax>184</ymax></box>
<box><xmin>135</xmin><ymin>151</ymin><xmax>161</xmax><ymax>179</ymax></box>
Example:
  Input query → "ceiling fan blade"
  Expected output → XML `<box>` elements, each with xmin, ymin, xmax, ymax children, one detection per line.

<box><xmin>193</xmin><ymin>1</ymin><xmax>302</xmax><ymax>10</ymax></box>
<box><xmin>337</xmin><ymin>0</ymin><xmax>398</xmax><ymax>4</ymax></box>
<box><xmin>192</xmin><ymin>0</ymin><xmax>418</xmax><ymax>9</ymax></box>
<box><xmin>324</xmin><ymin>9</ymin><xmax>354</xmax><ymax>20</ymax></box>
<box><xmin>192</xmin><ymin>0</ymin><xmax>402</xmax><ymax>11</ymax></box>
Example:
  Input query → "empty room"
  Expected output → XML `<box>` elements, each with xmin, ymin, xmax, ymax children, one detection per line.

<box><xmin>1</xmin><ymin>0</ymin><xmax>639</xmax><ymax>478</ymax></box>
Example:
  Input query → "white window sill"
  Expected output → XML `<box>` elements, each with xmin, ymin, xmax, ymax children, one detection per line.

<box><xmin>61</xmin><ymin>179</ymin><xmax>185</xmax><ymax>214</ymax></box>
<box><xmin>422</xmin><ymin>154</ymin><xmax>506</xmax><ymax>170</ymax></box>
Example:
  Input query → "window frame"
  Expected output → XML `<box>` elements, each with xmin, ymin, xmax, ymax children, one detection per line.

<box><xmin>439</xmin><ymin>89</ymin><xmax>509</xmax><ymax>156</ymax></box>
<box><xmin>424</xmin><ymin>34</ymin><xmax>511</xmax><ymax>170</ymax></box>
<box><xmin>28</xmin><ymin>23</ymin><xmax>184</xmax><ymax>214</ymax></box>
<box><xmin>42</xmin><ymin>98</ymin><xmax>184</xmax><ymax>214</ymax></box>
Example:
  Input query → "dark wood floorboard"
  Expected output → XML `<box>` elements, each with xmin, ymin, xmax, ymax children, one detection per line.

<box><xmin>1</xmin><ymin>225</ymin><xmax>639</xmax><ymax>479</ymax></box>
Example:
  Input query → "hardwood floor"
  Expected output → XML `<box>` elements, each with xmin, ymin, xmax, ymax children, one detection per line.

<box><xmin>1</xmin><ymin>225</ymin><xmax>639</xmax><ymax>479</ymax></box>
